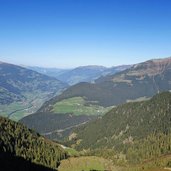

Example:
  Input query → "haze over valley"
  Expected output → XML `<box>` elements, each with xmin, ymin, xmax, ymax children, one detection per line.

<box><xmin>1</xmin><ymin>0</ymin><xmax>171</xmax><ymax>171</ymax></box>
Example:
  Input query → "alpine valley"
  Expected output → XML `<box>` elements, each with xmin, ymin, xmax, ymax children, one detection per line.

<box><xmin>20</xmin><ymin>57</ymin><xmax>171</xmax><ymax>142</ymax></box>
<box><xmin>0</xmin><ymin>61</ymin><xmax>67</xmax><ymax>120</ymax></box>
<box><xmin>2</xmin><ymin>57</ymin><xmax>171</xmax><ymax>171</ymax></box>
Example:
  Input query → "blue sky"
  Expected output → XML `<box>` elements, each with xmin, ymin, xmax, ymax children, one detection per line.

<box><xmin>0</xmin><ymin>0</ymin><xmax>171</xmax><ymax>68</ymax></box>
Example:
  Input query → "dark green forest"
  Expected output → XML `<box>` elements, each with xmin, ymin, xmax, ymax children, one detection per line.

<box><xmin>0</xmin><ymin>116</ymin><xmax>67</xmax><ymax>170</ymax></box>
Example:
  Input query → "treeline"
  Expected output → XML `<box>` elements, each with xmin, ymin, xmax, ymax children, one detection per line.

<box><xmin>126</xmin><ymin>131</ymin><xmax>171</xmax><ymax>164</ymax></box>
<box><xmin>84</xmin><ymin>132</ymin><xmax>171</xmax><ymax>169</ymax></box>
<box><xmin>0</xmin><ymin>116</ymin><xmax>67</xmax><ymax>169</ymax></box>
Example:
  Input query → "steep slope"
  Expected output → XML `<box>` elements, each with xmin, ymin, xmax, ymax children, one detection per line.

<box><xmin>68</xmin><ymin>92</ymin><xmax>171</xmax><ymax>163</ymax></box>
<box><xmin>0</xmin><ymin>61</ymin><xmax>67</xmax><ymax>120</ymax></box>
<box><xmin>0</xmin><ymin>116</ymin><xmax>67</xmax><ymax>170</ymax></box>
<box><xmin>39</xmin><ymin>57</ymin><xmax>171</xmax><ymax>114</ymax></box>
<box><xmin>20</xmin><ymin>113</ymin><xmax>97</xmax><ymax>141</ymax></box>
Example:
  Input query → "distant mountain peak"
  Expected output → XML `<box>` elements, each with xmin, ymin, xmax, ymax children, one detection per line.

<box><xmin>76</xmin><ymin>65</ymin><xmax>107</xmax><ymax>69</ymax></box>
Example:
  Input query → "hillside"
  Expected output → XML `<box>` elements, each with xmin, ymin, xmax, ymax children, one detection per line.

<box><xmin>20</xmin><ymin>95</ymin><xmax>113</xmax><ymax>141</ymax></box>
<box><xmin>0</xmin><ymin>116</ymin><xmax>67</xmax><ymax>170</ymax></box>
<box><xmin>19</xmin><ymin>92</ymin><xmax>171</xmax><ymax>170</ymax></box>
<box><xmin>27</xmin><ymin>57</ymin><xmax>171</xmax><ymax>142</ymax></box>
<box><xmin>67</xmin><ymin>92</ymin><xmax>171</xmax><ymax>163</ymax></box>
<box><xmin>19</xmin><ymin>65</ymin><xmax>129</xmax><ymax>141</ymax></box>
<box><xmin>20</xmin><ymin>113</ymin><xmax>97</xmax><ymax>141</ymax></box>
<box><xmin>0</xmin><ymin>61</ymin><xmax>67</xmax><ymax>120</ymax></box>
<box><xmin>38</xmin><ymin>57</ymin><xmax>171</xmax><ymax>114</ymax></box>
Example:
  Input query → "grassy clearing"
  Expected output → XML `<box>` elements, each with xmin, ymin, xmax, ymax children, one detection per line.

<box><xmin>0</xmin><ymin>102</ymin><xmax>27</xmax><ymax>120</ymax></box>
<box><xmin>65</xmin><ymin>147</ymin><xmax>79</xmax><ymax>157</ymax></box>
<box><xmin>58</xmin><ymin>156</ymin><xmax>121</xmax><ymax>171</ymax></box>
<box><xmin>52</xmin><ymin>97</ymin><xmax>113</xmax><ymax>116</ymax></box>
<box><xmin>58</xmin><ymin>155</ymin><xmax>171</xmax><ymax>171</ymax></box>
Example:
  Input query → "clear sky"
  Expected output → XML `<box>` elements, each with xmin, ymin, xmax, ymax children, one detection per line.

<box><xmin>0</xmin><ymin>0</ymin><xmax>171</xmax><ymax>68</ymax></box>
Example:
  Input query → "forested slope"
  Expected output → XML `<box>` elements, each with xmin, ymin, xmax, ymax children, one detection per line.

<box><xmin>68</xmin><ymin>92</ymin><xmax>171</xmax><ymax>164</ymax></box>
<box><xmin>0</xmin><ymin>116</ymin><xmax>67</xmax><ymax>170</ymax></box>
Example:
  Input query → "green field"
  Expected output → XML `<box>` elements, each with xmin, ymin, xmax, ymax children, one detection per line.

<box><xmin>58</xmin><ymin>156</ymin><xmax>121</xmax><ymax>171</ymax></box>
<box><xmin>58</xmin><ymin>155</ymin><xmax>171</xmax><ymax>171</ymax></box>
<box><xmin>52</xmin><ymin>96</ymin><xmax>114</xmax><ymax>115</ymax></box>
<box><xmin>65</xmin><ymin>147</ymin><xmax>80</xmax><ymax>157</ymax></box>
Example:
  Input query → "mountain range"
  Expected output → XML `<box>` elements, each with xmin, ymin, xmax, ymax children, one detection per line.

<box><xmin>2</xmin><ymin>57</ymin><xmax>171</xmax><ymax>170</ymax></box>
<box><xmin>38</xmin><ymin>57</ymin><xmax>171</xmax><ymax>112</ymax></box>
<box><xmin>28</xmin><ymin>65</ymin><xmax>131</xmax><ymax>85</ymax></box>
<box><xmin>0</xmin><ymin>61</ymin><xmax>130</xmax><ymax>121</ymax></box>
<box><xmin>21</xmin><ymin>57</ymin><xmax>171</xmax><ymax>143</ymax></box>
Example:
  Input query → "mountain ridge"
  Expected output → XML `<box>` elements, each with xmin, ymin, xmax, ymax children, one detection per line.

<box><xmin>28</xmin><ymin>64</ymin><xmax>131</xmax><ymax>85</ymax></box>
<box><xmin>38</xmin><ymin>57</ymin><xmax>171</xmax><ymax>113</ymax></box>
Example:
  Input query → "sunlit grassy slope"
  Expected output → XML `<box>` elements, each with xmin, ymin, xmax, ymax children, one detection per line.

<box><xmin>52</xmin><ymin>96</ymin><xmax>113</xmax><ymax>115</ymax></box>
<box><xmin>58</xmin><ymin>156</ymin><xmax>121</xmax><ymax>171</ymax></box>
<box><xmin>58</xmin><ymin>154</ymin><xmax>171</xmax><ymax>171</ymax></box>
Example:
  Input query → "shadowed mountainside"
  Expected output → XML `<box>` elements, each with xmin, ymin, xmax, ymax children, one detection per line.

<box><xmin>20</xmin><ymin>113</ymin><xmax>97</xmax><ymax>141</ymax></box>
<box><xmin>0</xmin><ymin>116</ymin><xmax>67</xmax><ymax>170</ymax></box>
<box><xmin>0</xmin><ymin>153</ymin><xmax>56</xmax><ymax>171</ymax></box>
